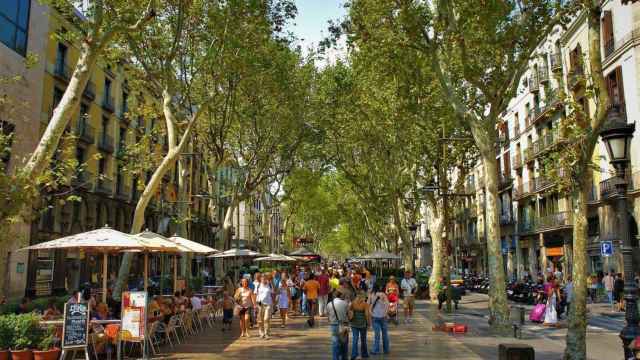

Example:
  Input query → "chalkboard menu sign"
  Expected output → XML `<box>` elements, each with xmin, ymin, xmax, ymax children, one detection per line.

<box><xmin>62</xmin><ymin>302</ymin><xmax>90</xmax><ymax>349</ymax></box>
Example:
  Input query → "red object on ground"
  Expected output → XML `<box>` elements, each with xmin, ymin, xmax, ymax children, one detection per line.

<box><xmin>453</xmin><ymin>324</ymin><xmax>468</xmax><ymax>333</ymax></box>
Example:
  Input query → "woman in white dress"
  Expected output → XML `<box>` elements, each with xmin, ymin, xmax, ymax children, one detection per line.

<box><xmin>278</xmin><ymin>274</ymin><xmax>292</xmax><ymax>328</ymax></box>
<box><xmin>543</xmin><ymin>280</ymin><xmax>561</xmax><ymax>326</ymax></box>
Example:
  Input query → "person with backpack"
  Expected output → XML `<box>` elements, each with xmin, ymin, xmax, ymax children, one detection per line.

<box><xmin>327</xmin><ymin>289</ymin><xmax>350</xmax><ymax>360</ymax></box>
<box><xmin>368</xmin><ymin>284</ymin><xmax>390</xmax><ymax>355</ymax></box>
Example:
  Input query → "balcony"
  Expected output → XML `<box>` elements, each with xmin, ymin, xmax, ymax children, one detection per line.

<box><xmin>518</xmin><ymin>220</ymin><xmax>535</xmax><ymax>234</ymax></box>
<box><xmin>513</xmin><ymin>153</ymin><xmax>523</xmax><ymax>170</ymax></box>
<box><xmin>75</xmin><ymin>122</ymin><xmax>94</xmax><ymax>144</ymax></box>
<box><xmin>513</xmin><ymin>124</ymin><xmax>521</xmax><ymax>139</ymax></box>
<box><xmin>533</xmin><ymin>175</ymin><xmax>554</xmax><ymax>193</ymax></box>
<box><xmin>115</xmin><ymin>184</ymin><xmax>131</xmax><ymax>201</ymax></box>
<box><xmin>568</xmin><ymin>67</ymin><xmax>585</xmax><ymax>90</ymax></box>
<box><xmin>498</xmin><ymin>174</ymin><xmax>513</xmax><ymax>191</ymax></box>
<box><xmin>538</xmin><ymin>67</ymin><xmax>550</xmax><ymax>84</ymax></box>
<box><xmin>537</xmin><ymin>211</ymin><xmax>572</xmax><ymax>232</ymax></box>
<box><xmin>533</xmin><ymin>97</ymin><xmax>561</xmax><ymax>125</ymax></box>
<box><xmin>72</xmin><ymin>170</ymin><xmax>94</xmax><ymax>190</ymax></box>
<box><xmin>97</xmin><ymin>134</ymin><xmax>115</xmax><ymax>153</ymax></box>
<box><xmin>102</xmin><ymin>95</ymin><xmax>115</xmax><ymax>113</ymax></box>
<box><xmin>524</xmin><ymin>147</ymin><xmax>534</xmax><ymax>164</ymax></box>
<box><xmin>600</xmin><ymin>170</ymin><xmax>631</xmax><ymax>199</ymax></box>
<box><xmin>528</xmin><ymin>75</ymin><xmax>540</xmax><ymax>93</ymax></box>
<box><xmin>525</xmin><ymin>112</ymin><xmax>535</xmax><ymax>129</ymax></box>
<box><xmin>82</xmin><ymin>81</ymin><xmax>96</xmax><ymax>100</ymax></box>
<box><xmin>96</xmin><ymin>177</ymin><xmax>113</xmax><ymax>195</ymax></box>
<box><xmin>514</xmin><ymin>181</ymin><xmax>533</xmax><ymax>200</ymax></box>
<box><xmin>500</xmin><ymin>213</ymin><xmax>514</xmax><ymax>225</ymax></box>
<box><xmin>53</xmin><ymin>60</ymin><xmax>71</xmax><ymax>82</ymax></box>
<box><xmin>550</xmin><ymin>53</ymin><xmax>562</xmax><ymax>72</ymax></box>
<box><xmin>532</xmin><ymin>130</ymin><xmax>561</xmax><ymax>157</ymax></box>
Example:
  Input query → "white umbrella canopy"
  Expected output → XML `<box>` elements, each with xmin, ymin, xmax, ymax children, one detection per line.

<box><xmin>207</xmin><ymin>248</ymin><xmax>262</xmax><ymax>258</ymax></box>
<box><xmin>254</xmin><ymin>254</ymin><xmax>298</xmax><ymax>262</ymax></box>
<box><xmin>168</xmin><ymin>235</ymin><xmax>219</xmax><ymax>254</ymax></box>
<box><xmin>22</xmin><ymin>226</ymin><xmax>146</xmax><ymax>251</ymax></box>
<box><xmin>132</xmin><ymin>230</ymin><xmax>182</xmax><ymax>252</ymax></box>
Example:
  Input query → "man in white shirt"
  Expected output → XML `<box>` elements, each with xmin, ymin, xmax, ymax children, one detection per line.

<box><xmin>190</xmin><ymin>294</ymin><xmax>203</xmax><ymax>311</ymax></box>
<box><xmin>400</xmin><ymin>271</ymin><xmax>417</xmax><ymax>323</ymax></box>
<box><xmin>256</xmin><ymin>276</ymin><xmax>274</xmax><ymax>339</ymax></box>
<box><xmin>327</xmin><ymin>290</ymin><xmax>349</xmax><ymax>359</ymax></box>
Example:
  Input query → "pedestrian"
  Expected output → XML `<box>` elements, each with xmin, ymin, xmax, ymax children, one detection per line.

<box><xmin>614</xmin><ymin>273</ymin><xmax>625</xmax><ymax>312</ymax></box>
<box><xmin>588</xmin><ymin>274</ymin><xmax>598</xmax><ymax>303</ymax></box>
<box><xmin>220</xmin><ymin>291</ymin><xmax>234</xmax><ymax>332</ymax></box>
<box><xmin>349</xmin><ymin>292</ymin><xmax>371</xmax><ymax>360</ymax></box>
<box><xmin>255</xmin><ymin>274</ymin><xmax>274</xmax><ymax>339</ymax></box>
<box><xmin>317</xmin><ymin>269</ymin><xmax>330</xmax><ymax>317</ymax></box>
<box><xmin>278</xmin><ymin>274</ymin><xmax>292</xmax><ymax>328</ymax></box>
<box><xmin>603</xmin><ymin>272</ymin><xmax>615</xmax><ymax>308</ymax></box>
<box><xmin>234</xmin><ymin>278</ymin><xmax>254</xmax><ymax>338</ymax></box>
<box><xmin>564</xmin><ymin>275</ymin><xmax>574</xmax><ymax>317</ymax></box>
<box><xmin>368</xmin><ymin>284</ymin><xmax>390</xmax><ymax>355</ymax></box>
<box><xmin>328</xmin><ymin>290</ymin><xmax>350</xmax><ymax>360</ymax></box>
<box><xmin>401</xmin><ymin>271</ymin><xmax>417</xmax><ymax>323</ymax></box>
<box><xmin>289</xmin><ymin>274</ymin><xmax>301</xmax><ymax>315</ymax></box>
<box><xmin>251</xmin><ymin>272</ymin><xmax>262</xmax><ymax>328</ymax></box>
<box><xmin>543</xmin><ymin>280</ymin><xmax>561</xmax><ymax>327</ymax></box>
<box><xmin>304</xmin><ymin>273</ymin><xmax>321</xmax><ymax>327</ymax></box>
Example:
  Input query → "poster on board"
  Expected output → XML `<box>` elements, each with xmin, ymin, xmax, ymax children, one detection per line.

<box><xmin>121</xmin><ymin>291</ymin><xmax>147</xmax><ymax>341</ymax></box>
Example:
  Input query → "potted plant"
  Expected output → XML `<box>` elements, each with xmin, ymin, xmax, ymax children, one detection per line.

<box><xmin>10</xmin><ymin>313</ymin><xmax>41</xmax><ymax>360</ymax></box>
<box><xmin>32</xmin><ymin>326</ymin><xmax>59</xmax><ymax>360</ymax></box>
<box><xmin>0</xmin><ymin>315</ymin><xmax>11</xmax><ymax>360</ymax></box>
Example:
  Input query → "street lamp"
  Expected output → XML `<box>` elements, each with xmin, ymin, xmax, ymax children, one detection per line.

<box><xmin>599</xmin><ymin>112</ymin><xmax>636</xmax><ymax>358</ymax></box>
<box><xmin>408</xmin><ymin>223</ymin><xmax>419</xmax><ymax>273</ymax></box>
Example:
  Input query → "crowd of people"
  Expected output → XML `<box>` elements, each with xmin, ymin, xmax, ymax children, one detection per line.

<box><xmin>221</xmin><ymin>264</ymin><xmax>419</xmax><ymax>360</ymax></box>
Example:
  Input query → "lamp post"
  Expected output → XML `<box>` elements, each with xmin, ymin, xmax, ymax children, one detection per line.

<box><xmin>408</xmin><ymin>223</ymin><xmax>419</xmax><ymax>273</ymax></box>
<box><xmin>599</xmin><ymin>111</ymin><xmax>636</xmax><ymax>358</ymax></box>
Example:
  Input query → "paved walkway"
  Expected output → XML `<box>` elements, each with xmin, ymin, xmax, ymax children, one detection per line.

<box><xmin>161</xmin><ymin>297</ymin><xmax>623</xmax><ymax>359</ymax></box>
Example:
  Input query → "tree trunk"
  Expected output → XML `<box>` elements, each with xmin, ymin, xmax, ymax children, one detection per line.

<box><xmin>563</xmin><ymin>173</ymin><xmax>590</xmax><ymax>360</ymax></box>
<box><xmin>427</xmin><ymin>203</ymin><xmax>445</xmax><ymax>302</ymax></box>
<box><xmin>480</xmin><ymin>147</ymin><xmax>511</xmax><ymax>333</ymax></box>
<box><xmin>23</xmin><ymin>41</ymin><xmax>98</xmax><ymax>179</ymax></box>
<box><xmin>113</xmin><ymin>95</ymin><xmax>200</xmax><ymax>300</ymax></box>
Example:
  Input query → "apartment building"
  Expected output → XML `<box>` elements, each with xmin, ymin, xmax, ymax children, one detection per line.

<box><xmin>454</xmin><ymin>0</ymin><xmax>640</xmax><ymax>280</ymax></box>
<box><xmin>1</xmin><ymin>1</ymin><xmax>217</xmax><ymax>298</ymax></box>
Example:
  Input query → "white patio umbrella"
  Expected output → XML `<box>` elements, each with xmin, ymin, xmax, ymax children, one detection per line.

<box><xmin>131</xmin><ymin>231</ymin><xmax>184</xmax><ymax>291</ymax></box>
<box><xmin>21</xmin><ymin>226</ymin><xmax>180</xmax><ymax>302</ymax></box>
<box><xmin>254</xmin><ymin>254</ymin><xmax>298</xmax><ymax>263</ymax></box>
<box><xmin>207</xmin><ymin>248</ymin><xmax>262</xmax><ymax>258</ymax></box>
<box><xmin>167</xmin><ymin>235</ymin><xmax>219</xmax><ymax>292</ymax></box>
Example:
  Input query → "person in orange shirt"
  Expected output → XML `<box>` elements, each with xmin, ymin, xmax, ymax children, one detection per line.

<box><xmin>303</xmin><ymin>273</ymin><xmax>321</xmax><ymax>327</ymax></box>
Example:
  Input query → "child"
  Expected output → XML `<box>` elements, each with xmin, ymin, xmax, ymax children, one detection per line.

<box><xmin>220</xmin><ymin>291</ymin><xmax>235</xmax><ymax>332</ymax></box>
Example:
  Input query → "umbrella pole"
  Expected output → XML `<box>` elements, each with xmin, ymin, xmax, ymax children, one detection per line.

<box><xmin>144</xmin><ymin>252</ymin><xmax>149</xmax><ymax>292</ymax></box>
<box><xmin>173</xmin><ymin>255</ymin><xmax>178</xmax><ymax>293</ymax></box>
<box><xmin>102</xmin><ymin>253</ymin><xmax>108</xmax><ymax>303</ymax></box>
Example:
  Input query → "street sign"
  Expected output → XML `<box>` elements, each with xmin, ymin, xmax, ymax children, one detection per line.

<box><xmin>601</xmin><ymin>241</ymin><xmax>613</xmax><ymax>257</ymax></box>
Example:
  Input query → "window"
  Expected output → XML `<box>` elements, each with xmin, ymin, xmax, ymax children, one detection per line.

<box><xmin>0</xmin><ymin>0</ymin><xmax>30</xmax><ymax>56</ymax></box>
<box><xmin>606</xmin><ymin>67</ymin><xmax>625</xmax><ymax>110</ymax></box>
<box><xmin>101</xmin><ymin>116</ymin><xmax>109</xmax><ymax>138</ymax></box>
<box><xmin>55</xmin><ymin>43</ymin><xmax>68</xmax><ymax>76</ymax></box>
<box><xmin>588</xmin><ymin>216</ymin><xmax>600</xmax><ymax>237</ymax></box>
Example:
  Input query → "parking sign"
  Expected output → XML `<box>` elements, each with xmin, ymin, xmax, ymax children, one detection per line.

<box><xmin>601</xmin><ymin>241</ymin><xmax>613</xmax><ymax>257</ymax></box>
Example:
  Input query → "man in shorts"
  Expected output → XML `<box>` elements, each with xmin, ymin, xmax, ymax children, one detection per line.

<box><xmin>303</xmin><ymin>273</ymin><xmax>321</xmax><ymax>326</ymax></box>
<box><xmin>400</xmin><ymin>271</ymin><xmax>417</xmax><ymax>323</ymax></box>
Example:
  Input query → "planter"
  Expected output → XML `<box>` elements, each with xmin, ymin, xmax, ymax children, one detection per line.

<box><xmin>0</xmin><ymin>350</ymin><xmax>8</xmax><ymax>360</ymax></box>
<box><xmin>32</xmin><ymin>348</ymin><xmax>60</xmax><ymax>360</ymax></box>
<box><xmin>10</xmin><ymin>349</ymin><xmax>33</xmax><ymax>360</ymax></box>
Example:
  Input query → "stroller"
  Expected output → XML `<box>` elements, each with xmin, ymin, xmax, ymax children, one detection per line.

<box><xmin>387</xmin><ymin>292</ymin><xmax>399</xmax><ymax>325</ymax></box>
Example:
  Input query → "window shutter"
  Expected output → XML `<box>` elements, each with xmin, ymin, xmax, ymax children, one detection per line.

<box><xmin>602</xmin><ymin>11</ymin><xmax>614</xmax><ymax>55</ymax></box>
<box><xmin>616</xmin><ymin>66</ymin><xmax>625</xmax><ymax>108</ymax></box>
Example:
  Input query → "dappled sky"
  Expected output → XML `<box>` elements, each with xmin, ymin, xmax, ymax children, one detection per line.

<box><xmin>289</xmin><ymin>0</ymin><xmax>347</xmax><ymax>62</ymax></box>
